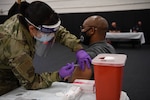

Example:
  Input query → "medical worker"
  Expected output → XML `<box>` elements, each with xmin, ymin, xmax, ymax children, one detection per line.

<box><xmin>0</xmin><ymin>1</ymin><xmax>91</xmax><ymax>95</ymax></box>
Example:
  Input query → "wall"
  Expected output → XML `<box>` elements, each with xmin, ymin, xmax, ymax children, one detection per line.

<box><xmin>0</xmin><ymin>0</ymin><xmax>150</xmax><ymax>15</ymax></box>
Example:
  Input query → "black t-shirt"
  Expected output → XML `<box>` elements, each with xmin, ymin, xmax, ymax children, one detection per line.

<box><xmin>132</xmin><ymin>25</ymin><xmax>142</xmax><ymax>32</ymax></box>
<box><xmin>85</xmin><ymin>41</ymin><xmax>116</xmax><ymax>59</ymax></box>
<box><xmin>109</xmin><ymin>26</ymin><xmax>120</xmax><ymax>32</ymax></box>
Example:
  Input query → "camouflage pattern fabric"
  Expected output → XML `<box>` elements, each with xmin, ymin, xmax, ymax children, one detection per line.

<box><xmin>0</xmin><ymin>14</ymin><xmax>82</xmax><ymax>95</ymax></box>
<box><xmin>0</xmin><ymin>68</ymin><xmax>20</xmax><ymax>96</ymax></box>
<box><xmin>56</xmin><ymin>26</ymin><xmax>83</xmax><ymax>51</ymax></box>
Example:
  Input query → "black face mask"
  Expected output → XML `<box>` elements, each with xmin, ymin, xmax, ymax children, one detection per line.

<box><xmin>80</xmin><ymin>29</ymin><xmax>91</xmax><ymax>45</ymax></box>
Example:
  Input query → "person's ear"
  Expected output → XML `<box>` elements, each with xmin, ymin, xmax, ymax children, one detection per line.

<box><xmin>90</xmin><ymin>27</ymin><xmax>96</xmax><ymax>35</ymax></box>
<box><xmin>28</xmin><ymin>25</ymin><xmax>37</xmax><ymax>37</ymax></box>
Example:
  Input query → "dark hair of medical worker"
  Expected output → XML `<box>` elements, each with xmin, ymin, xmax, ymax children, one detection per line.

<box><xmin>8</xmin><ymin>1</ymin><xmax>59</xmax><ymax>31</ymax></box>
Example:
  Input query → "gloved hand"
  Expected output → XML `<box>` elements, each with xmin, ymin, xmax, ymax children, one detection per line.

<box><xmin>76</xmin><ymin>50</ymin><xmax>92</xmax><ymax>71</ymax></box>
<box><xmin>59</xmin><ymin>63</ymin><xmax>75</xmax><ymax>79</ymax></box>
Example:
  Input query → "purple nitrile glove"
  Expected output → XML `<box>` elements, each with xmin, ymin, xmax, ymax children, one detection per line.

<box><xmin>76</xmin><ymin>50</ymin><xmax>92</xmax><ymax>71</ymax></box>
<box><xmin>59</xmin><ymin>63</ymin><xmax>75</xmax><ymax>79</ymax></box>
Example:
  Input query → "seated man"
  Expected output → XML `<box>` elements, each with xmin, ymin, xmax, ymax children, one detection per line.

<box><xmin>109</xmin><ymin>21</ymin><xmax>121</xmax><ymax>33</ymax></box>
<box><xmin>69</xmin><ymin>15</ymin><xmax>116</xmax><ymax>82</ymax></box>
<box><xmin>132</xmin><ymin>21</ymin><xmax>143</xmax><ymax>32</ymax></box>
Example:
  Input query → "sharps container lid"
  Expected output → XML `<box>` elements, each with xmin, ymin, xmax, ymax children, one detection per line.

<box><xmin>92</xmin><ymin>54</ymin><xmax>127</xmax><ymax>67</ymax></box>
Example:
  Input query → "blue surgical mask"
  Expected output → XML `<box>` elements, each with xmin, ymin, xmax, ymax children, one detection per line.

<box><xmin>35</xmin><ymin>32</ymin><xmax>55</xmax><ymax>57</ymax></box>
<box><xmin>34</xmin><ymin>31</ymin><xmax>55</xmax><ymax>43</ymax></box>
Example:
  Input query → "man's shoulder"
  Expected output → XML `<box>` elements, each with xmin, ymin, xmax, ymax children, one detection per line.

<box><xmin>86</xmin><ymin>42</ymin><xmax>115</xmax><ymax>53</ymax></box>
<box><xmin>86</xmin><ymin>42</ymin><xmax>104</xmax><ymax>51</ymax></box>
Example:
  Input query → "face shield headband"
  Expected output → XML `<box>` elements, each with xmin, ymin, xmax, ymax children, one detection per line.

<box><xmin>25</xmin><ymin>18</ymin><xmax>61</xmax><ymax>34</ymax></box>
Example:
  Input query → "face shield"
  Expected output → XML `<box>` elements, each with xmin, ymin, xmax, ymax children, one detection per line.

<box><xmin>25</xmin><ymin>18</ymin><xmax>61</xmax><ymax>57</ymax></box>
<box><xmin>25</xmin><ymin>18</ymin><xmax>61</xmax><ymax>42</ymax></box>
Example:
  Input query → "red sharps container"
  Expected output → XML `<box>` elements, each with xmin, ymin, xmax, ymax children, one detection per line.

<box><xmin>92</xmin><ymin>54</ymin><xmax>127</xmax><ymax>100</ymax></box>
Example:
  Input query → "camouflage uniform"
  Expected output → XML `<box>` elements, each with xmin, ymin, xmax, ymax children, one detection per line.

<box><xmin>0</xmin><ymin>14</ymin><xmax>82</xmax><ymax>95</ymax></box>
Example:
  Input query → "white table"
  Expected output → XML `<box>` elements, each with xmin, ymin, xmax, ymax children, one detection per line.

<box><xmin>106</xmin><ymin>32</ymin><xmax>145</xmax><ymax>44</ymax></box>
<box><xmin>0</xmin><ymin>82</ymin><xmax>130</xmax><ymax>100</ymax></box>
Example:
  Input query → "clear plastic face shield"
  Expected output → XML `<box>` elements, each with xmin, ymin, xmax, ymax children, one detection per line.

<box><xmin>25</xmin><ymin>18</ymin><xmax>61</xmax><ymax>57</ymax></box>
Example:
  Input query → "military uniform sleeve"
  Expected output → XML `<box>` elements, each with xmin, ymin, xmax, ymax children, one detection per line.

<box><xmin>56</xmin><ymin>26</ymin><xmax>83</xmax><ymax>52</ymax></box>
<box><xmin>10</xmin><ymin>53</ymin><xmax>62</xmax><ymax>89</ymax></box>
<box><xmin>5</xmin><ymin>38</ymin><xmax>62</xmax><ymax>89</ymax></box>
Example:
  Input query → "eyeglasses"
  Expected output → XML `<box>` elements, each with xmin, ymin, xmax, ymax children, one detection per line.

<box><xmin>80</xmin><ymin>25</ymin><xmax>96</xmax><ymax>32</ymax></box>
<box><xmin>80</xmin><ymin>25</ymin><xmax>90</xmax><ymax>30</ymax></box>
